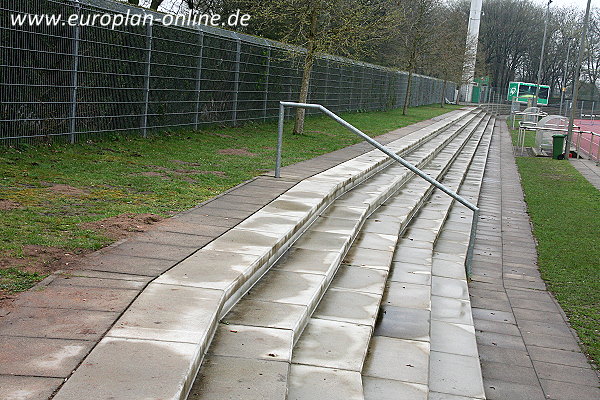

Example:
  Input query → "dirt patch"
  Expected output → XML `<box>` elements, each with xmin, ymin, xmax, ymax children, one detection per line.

<box><xmin>0</xmin><ymin>213</ymin><xmax>164</xmax><ymax>309</ymax></box>
<box><xmin>46</xmin><ymin>184</ymin><xmax>90</xmax><ymax>196</ymax></box>
<box><xmin>0</xmin><ymin>245</ymin><xmax>85</xmax><ymax>275</ymax></box>
<box><xmin>0</xmin><ymin>200</ymin><xmax>21</xmax><ymax>211</ymax></box>
<box><xmin>218</xmin><ymin>148</ymin><xmax>257</xmax><ymax>157</ymax></box>
<box><xmin>0</xmin><ymin>245</ymin><xmax>92</xmax><ymax>308</ymax></box>
<box><xmin>80</xmin><ymin>213</ymin><xmax>162</xmax><ymax>241</ymax></box>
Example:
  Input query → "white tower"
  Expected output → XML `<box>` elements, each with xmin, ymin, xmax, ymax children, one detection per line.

<box><xmin>460</xmin><ymin>0</ymin><xmax>483</xmax><ymax>103</ymax></box>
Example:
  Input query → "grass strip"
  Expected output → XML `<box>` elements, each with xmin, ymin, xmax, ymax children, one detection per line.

<box><xmin>516</xmin><ymin>157</ymin><xmax>599</xmax><ymax>366</ymax></box>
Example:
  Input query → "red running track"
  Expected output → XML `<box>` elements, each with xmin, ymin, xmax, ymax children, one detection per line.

<box><xmin>573</xmin><ymin>119</ymin><xmax>600</xmax><ymax>160</ymax></box>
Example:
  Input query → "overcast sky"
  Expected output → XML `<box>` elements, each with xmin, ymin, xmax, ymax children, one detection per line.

<box><xmin>533</xmin><ymin>0</ymin><xmax>594</xmax><ymax>10</ymax></box>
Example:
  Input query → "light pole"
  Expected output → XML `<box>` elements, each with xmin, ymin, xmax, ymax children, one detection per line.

<box><xmin>559</xmin><ymin>40</ymin><xmax>572</xmax><ymax>116</ymax></box>
<box><xmin>460</xmin><ymin>0</ymin><xmax>483</xmax><ymax>103</ymax></box>
<box><xmin>534</xmin><ymin>0</ymin><xmax>552</xmax><ymax>107</ymax></box>
<box><xmin>565</xmin><ymin>0</ymin><xmax>592</xmax><ymax>159</ymax></box>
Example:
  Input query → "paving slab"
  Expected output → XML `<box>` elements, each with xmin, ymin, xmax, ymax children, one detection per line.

<box><xmin>0</xmin><ymin>336</ymin><xmax>94</xmax><ymax>377</ymax></box>
<box><xmin>473</xmin><ymin>318</ymin><xmax>521</xmax><ymax>336</ymax></box>
<box><xmin>81</xmin><ymin>253</ymin><xmax>179</xmax><ymax>276</ymax></box>
<box><xmin>107</xmin><ymin>283</ymin><xmax>222</xmax><ymax>344</ymax></box>
<box><xmin>431</xmin><ymin>295</ymin><xmax>473</xmax><ymax>325</ymax></box>
<box><xmin>532</xmin><ymin>361</ymin><xmax>600</xmax><ymax>386</ymax></box>
<box><xmin>0</xmin><ymin>306</ymin><xmax>118</xmax><ymax>341</ymax></box>
<box><xmin>208</xmin><ymin>324</ymin><xmax>292</xmax><ymax>362</ymax></box>
<box><xmin>292</xmin><ymin>318</ymin><xmax>371</xmax><ymax>371</ymax></box>
<box><xmin>13</xmin><ymin>284</ymin><xmax>139</xmax><ymax>312</ymax></box>
<box><xmin>312</xmin><ymin>288</ymin><xmax>380</xmax><ymax>326</ymax></box>
<box><xmin>188</xmin><ymin>355</ymin><xmax>288</xmax><ymax>400</ymax></box>
<box><xmin>430</xmin><ymin>320</ymin><xmax>478</xmax><ymax>357</ymax></box>
<box><xmin>429</xmin><ymin>351</ymin><xmax>485</xmax><ymax>399</ymax></box>
<box><xmin>388</xmin><ymin>262</ymin><xmax>432</xmax><ymax>285</ymax></box>
<box><xmin>383</xmin><ymin>281</ymin><xmax>431</xmax><ymax>310</ymax></box>
<box><xmin>480</xmin><ymin>361</ymin><xmax>539</xmax><ymax>386</ymax></box>
<box><xmin>363</xmin><ymin>336</ymin><xmax>430</xmax><ymax>384</ymax></box>
<box><xmin>330</xmin><ymin>265</ymin><xmax>388</xmax><ymax>294</ymax></box>
<box><xmin>540</xmin><ymin>379</ymin><xmax>600</xmax><ymax>400</ymax></box>
<box><xmin>222</xmin><ymin>299</ymin><xmax>306</xmax><ymax>332</ymax></box>
<box><xmin>362</xmin><ymin>376</ymin><xmax>427</xmax><ymax>400</ymax></box>
<box><xmin>374</xmin><ymin>305</ymin><xmax>430</xmax><ymax>342</ymax></box>
<box><xmin>0</xmin><ymin>376</ymin><xmax>63</xmax><ymax>400</ymax></box>
<box><xmin>287</xmin><ymin>364</ymin><xmax>363</xmax><ymax>400</ymax></box>
<box><xmin>483</xmin><ymin>378</ymin><xmax>546</xmax><ymax>400</ymax></box>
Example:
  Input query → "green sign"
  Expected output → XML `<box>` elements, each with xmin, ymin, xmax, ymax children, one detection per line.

<box><xmin>507</xmin><ymin>82</ymin><xmax>550</xmax><ymax>105</ymax></box>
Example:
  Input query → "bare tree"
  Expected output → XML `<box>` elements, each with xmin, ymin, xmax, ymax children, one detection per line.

<box><xmin>236</xmin><ymin>0</ymin><xmax>393</xmax><ymax>134</ymax></box>
<box><xmin>424</xmin><ymin>3</ymin><xmax>469</xmax><ymax>107</ymax></box>
<box><xmin>395</xmin><ymin>0</ymin><xmax>438</xmax><ymax>115</ymax></box>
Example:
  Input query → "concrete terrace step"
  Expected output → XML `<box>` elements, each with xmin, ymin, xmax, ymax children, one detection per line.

<box><xmin>362</xmin><ymin>117</ymin><xmax>494</xmax><ymax>400</ymax></box>
<box><xmin>284</xmin><ymin>117</ymin><xmax>494</xmax><ymax>400</ymax></box>
<box><xmin>51</xmin><ymin>108</ymin><xmax>477</xmax><ymax>400</ymax></box>
<box><xmin>189</xmin><ymin>112</ymin><xmax>491</xmax><ymax>398</ymax></box>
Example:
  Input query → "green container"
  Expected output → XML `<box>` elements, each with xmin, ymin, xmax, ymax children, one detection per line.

<box><xmin>552</xmin><ymin>134</ymin><xmax>567</xmax><ymax>159</ymax></box>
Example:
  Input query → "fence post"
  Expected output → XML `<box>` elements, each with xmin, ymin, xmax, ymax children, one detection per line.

<box><xmin>141</xmin><ymin>23</ymin><xmax>153</xmax><ymax>138</ymax></box>
<box><xmin>69</xmin><ymin>1</ymin><xmax>81</xmax><ymax>144</ymax></box>
<box><xmin>263</xmin><ymin>43</ymin><xmax>271</xmax><ymax>122</ymax></box>
<box><xmin>232</xmin><ymin>37</ymin><xmax>241</xmax><ymax>126</ymax></box>
<box><xmin>323</xmin><ymin>58</ymin><xmax>330</xmax><ymax>109</ymax></box>
<box><xmin>194</xmin><ymin>29</ymin><xmax>204</xmax><ymax>130</ymax></box>
<box><xmin>360</xmin><ymin>67</ymin><xmax>365</xmax><ymax>110</ymax></box>
<box><xmin>384</xmin><ymin>72</ymin><xmax>390</xmax><ymax>110</ymax></box>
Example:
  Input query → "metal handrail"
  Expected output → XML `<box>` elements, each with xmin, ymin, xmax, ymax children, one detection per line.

<box><xmin>275</xmin><ymin>101</ymin><xmax>480</xmax><ymax>274</ymax></box>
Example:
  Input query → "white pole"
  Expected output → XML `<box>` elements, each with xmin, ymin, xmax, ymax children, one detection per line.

<box><xmin>534</xmin><ymin>0</ymin><xmax>552</xmax><ymax>107</ymax></box>
<box><xmin>460</xmin><ymin>0</ymin><xmax>483</xmax><ymax>103</ymax></box>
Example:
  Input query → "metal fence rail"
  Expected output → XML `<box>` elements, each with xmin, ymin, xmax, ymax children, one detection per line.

<box><xmin>1</xmin><ymin>0</ymin><xmax>456</xmax><ymax>146</ymax></box>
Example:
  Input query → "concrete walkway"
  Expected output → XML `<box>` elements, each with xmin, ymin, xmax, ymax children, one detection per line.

<box><xmin>470</xmin><ymin>119</ymin><xmax>600</xmax><ymax>400</ymax></box>
<box><xmin>570</xmin><ymin>158</ymin><xmax>600</xmax><ymax>190</ymax></box>
<box><xmin>0</xmin><ymin>114</ymin><xmax>449</xmax><ymax>400</ymax></box>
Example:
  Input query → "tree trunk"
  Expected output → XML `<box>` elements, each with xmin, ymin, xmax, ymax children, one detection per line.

<box><xmin>150</xmin><ymin>0</ymin><xmax>163</xmax><ymax>11</ymax></box>
<box><xmin>441</xmin><ymin>79</ymin><xmax>447</xmax><ymax>108</ymax></box>
<box><xmin>403</xmin><ymin>69</ymin><xmax>414</xmax><ymax>115</ymax></box>
<box><xmin>293</xmin><ymin>6</ymin><xmax>318</xmax><ymax>135</ymax></box>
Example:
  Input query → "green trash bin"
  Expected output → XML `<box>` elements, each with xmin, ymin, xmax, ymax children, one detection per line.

<box><xmin>552</xmin><ymin>134</ymin><xmax>567</xmax><ymax>159</ymax></box>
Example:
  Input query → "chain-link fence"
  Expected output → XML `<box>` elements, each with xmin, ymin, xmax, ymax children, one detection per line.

<box><xmin>1</xmin><ymin>0</ymin><xmax>456</xmax><ymax>146</ymax></box>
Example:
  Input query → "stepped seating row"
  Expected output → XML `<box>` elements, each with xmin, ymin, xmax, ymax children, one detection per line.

<box><xmin>189</xmin><ymin>111</ymin><xmax>492</xmax><ymax>399</ymax></box>
<box><xmin>53</xmin><ymin>108</ymin><xmax>485</xmax><ymax>400</ymax></box>
<box><xmin>361</xmin><ymin>116</ymin><xmax>493</xmax><ymax>400</ymax></box>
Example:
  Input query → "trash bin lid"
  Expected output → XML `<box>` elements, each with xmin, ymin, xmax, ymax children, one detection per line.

<box><xmin>552</xmin><ymin>134</ymin><xmax>567</xmax><ymax>138</ymax></box>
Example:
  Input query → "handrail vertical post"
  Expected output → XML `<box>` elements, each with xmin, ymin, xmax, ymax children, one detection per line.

<box><xmin>275</xmin><ymin>103</ymin><xmax>285</xmax><ymax>178</ymax></box>
<box><xmin>466</xmin><ymin>208</ymin><xmax>479</xmax><ymax>276</ymax></box>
